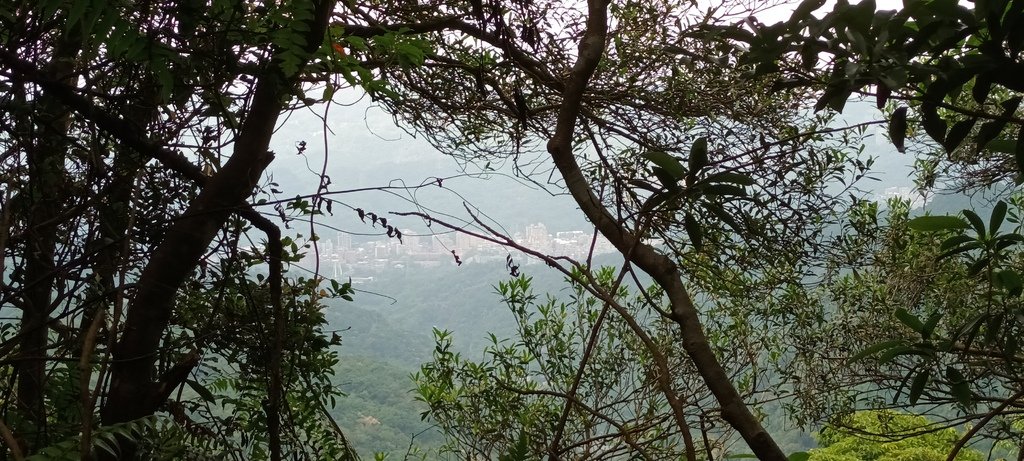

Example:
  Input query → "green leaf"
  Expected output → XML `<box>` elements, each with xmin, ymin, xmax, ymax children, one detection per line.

<box><xmin>921</xmin><ymin>313</ymin><xmax>942</xmax><ymax>339</ymax></box>
<box><xmin>907</xmin><ymin>215</ymin><xmax>970</xmax><ymax>231</ymax></box>
<box><xmin>642</xmin><ymin>150</ymin><xmax>687</xmax><ymax>180</ymax></box>
<box><xmin>642</xmin><ymin>191</ymin><xmax>672</xmax><ymax>212</ymax></box>
<box><xmin>940</xmin><ymin>234</ymin><xmax>974</xmax><ymax>251</ymax></box>
<box><xmin>154</xmin><ymin>65</ymin><xmax>174</xmax><ymax>103</ymax></box>
<box><xmin>1015</xmin><ymin>122</ymin><xmax>1024</xmax><ymax>182</ymax></box>
<box><xmin>688</xmin><ymin>137</ymin><xmax>709</xmax><ymax>174</ymax></box>
<box><xmin>790</xmin><ymin>0</ymin><xmax>826</xmax><ymax>22</ymax></box>
<box><xmin>996</xmin><ymin>237</ymin><xmax>1023</xmax><ymax>252</ymax></box>
<box><xmin>1005</xmin><ymin>332</ymin><xmax>1020</xmax><ymax>358</ymax></box>
<box><xmin>498</xmin><ymin>430</ymin><xmax>531</xmax><ymax>461</ymax></box>
<box><xmin>976</xmin><ymin>96</ymin><xmax>1022</xmax><ymax>154</ymax></box>
<box><xmin>800</xmin><ymin>42</ymin><xmax>819</xmax><ymax>70</ymax></box>
<box><xmin>984</xmin><ymin>313</ymin><xmax>1003</xmax><ymax>345</ymax></box>
<box><xmin>966</xmin><ymin>256</ymin><xmax>990</xmax><ymax>277</ymax></box>
<box><xmin>878</xmin><ymin>345</ymin><xmax>913</xmax><ymax>364</ymax></box>
<box><xmin>938</xmin><ymin>240</ymin><xmax>983</xmax><ymax>260</ymax></box>
<box><xmin>945</xmin><ymin>366</ymin><xmax>972</xmax><ymax>406</ymax></box>
<box><xmin>995</xmin><ymin>233</ymin><xmax>1024</xmax><ymax>243</ymax></box>
<box><xmin>652</xmin><ymin>167</ymin><xmax>680</xmax><ymax>191</ymax></box>
<box><xmin>921</xmin><ymin>103</ymin><xmax>948</xmax><ymax>143</ymax></box>
<box><xmin>997</xmin><ymin>269</ymin><xmax>1024</xmax><ymax>297</ymax></box>
<box><xmin>187</xmin><ymin>379</ymin><xmax>217</xmax><ymax>402</ymax></box>
<box><xmin>345</xmin><ymin>35</ymin><xmax>369</xmax><ymax>51</ymax></box>
<box><xmin>962</xmin><ymin>209</ymin><xmax>986</xmax><ymax>235</ymax></box>
<box><xmin>984</xmin><ymin>138</ymin><xmax>1017</xmax><ymax>153</ymax></box>
<box><xmin>65</xmin><ymin>0</ymin><xmax>89</xmax><ymax>30</ymax></box>
<box><xmin>909</xmin><ymin>369</ymin><xmax>929</xmax><ymax>404</ymax></box>
<box><xmin>889</xmin><ymin>106</ymin><xmax>908</xmax><ymax>153</ymax></box>
<box><xmin>79</xmin><ymin>1</ymin><xmax>105</xmax><ymax>37</ymax></box>
<box><xmin>847</xmin><ymin>0</ymin><xmax>876</xmax><ymax>31</ymax></box>
<box><xmin>990</xmin><ymin>200</ymin><xmax>1008</xmax><ymax>233</ymax></box>
<box><xmin>951</xmin><ymin>312</ymin><xmax>988</xmax><ymax>347</ymax></box>
<box><xmin>93</xmin><ymin>434</ymin><xmax>119</xmax><ymax>456</ymax></box>
<box><xmin>943</xmin><ymin>118</ymin><xmax>974</xmax><ymax>152</ymax></box>
<box><xmin>39</xmin><ymin>0</ymin><xmax>65</xmax><ymax>20</ymax></box>
<box><xmin>895</xmin><ymin>308</ymin><xmax>925</xmax><ymax>333</ymax></box>
<box><xmin>684</xmin><ymin>212</ymin><xmax>703</xmax><ymax>251</ymax></box>
<box><xmin>704</xmin><ymin>202</ymin><xmax>745</xmax><ymax>234</ymax></box>
<box><xmin>788</xmin><ymin>452</ymin><xmax>810</xmax><ymax>461</ymax></box>
<box><xmin>848</xmin><ymin>339</ymin><xmax>906</xmax><ymax>363</ymax></box>
<box><xmin>104</xmin><ymin>18</ymin><xmax>133</xmax><ymax>56</ymax></box>
<box><xmin>322</xmin><ymin>82</ymin><xmax>336</xmax><ymax>101</ymax></box>
<box><xmin>972</xmin><ymin>73</ymin><xmax>993</xmax><ymax>103</ymax></box>
<box><xmin>876</xmin><ymin>82</ymin><xmax>890</xmax><ymax>109</ymax></box>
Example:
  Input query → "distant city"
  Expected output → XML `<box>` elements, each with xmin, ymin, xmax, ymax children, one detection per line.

<box><xmin>301</xmin><ymin>223</ymin><xmax>617</xmax><ymax>281</ymax></box>
<box><xmin>301</xmin><ymin>185</ymin><xmax>923</xmax><ymax>282</ymax></box>
<box><xmin>876</xmin><ymin>185</ymin><xmax>928</xmax><ymax>208</ymax></box>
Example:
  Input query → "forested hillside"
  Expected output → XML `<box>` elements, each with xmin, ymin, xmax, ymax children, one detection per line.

<box><xmin>2</xmin><ymin>0</ymin><xmax>1024</xmax><ymax>460</ymax></box>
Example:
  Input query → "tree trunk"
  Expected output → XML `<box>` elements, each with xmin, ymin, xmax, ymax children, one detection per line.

<box><xmin>544</xmin><ymin>1</ymin><xmax>787</xmax><ymax>460</ymax></box>
<box><xmin>17</xmin><ymin>38</ymin><xmax>79</xmax><ymax>451</ymax></box>
<box><xmin>99</xmin><ymin>2</ymin><xmax>335</xmax><ymax>458</ymax></box>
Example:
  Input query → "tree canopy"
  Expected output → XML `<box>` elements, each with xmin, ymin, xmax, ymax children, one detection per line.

<box><xmin>3</xmin><ymin>0</ymin><xmax>1024</xmax><ymax>459</ymax></box>
<box><xmin>810</xmin><ymin>410</ymin><xmax>983</xmax><ymax>461</ymax></box>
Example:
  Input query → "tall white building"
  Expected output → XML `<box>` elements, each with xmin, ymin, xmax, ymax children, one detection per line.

<box><xmin>336</xmin><ymin>231</ymin><xmax>352</xmax><ymax>251</ymax></box>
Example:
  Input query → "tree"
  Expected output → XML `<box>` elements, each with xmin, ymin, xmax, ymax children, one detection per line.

<box><xmin>810</xmin><ymin>410</ymin><xmax>983</xmax><ymax>461</ymax></box>
<box><xmin>365</xmin><ymin>0</ymin><xmax>877</xmax><ymax>459</ymax></box>
<box><xmin>369</xmin><ymin>0</ymin><xmax>1024</xmax><ymax>456</ymax></box>
<box><xmin>758</xmin><ymin>195</ymin><xmax>1024</xmax><ymax>456</ymax></box>
<box><xmin>739</xmin><ymin>0</ymin><xmax>1024</xmax><ymax>188</ymax></box>
<box><xmin>717</xmin><ymin>0</ymin><xmax>1024</xmax><ymax>453</ymax></box>
<box><xmin>0</xmin><ymin>0</ymin><xmax>367</xmax><ymax>458</ymax></box>
<box><xmin>2</xmin><ymin>0</ymin><xmax>974</xmax><ymax>459</ymax></box>
<box><xmin>416</xmin><ymin>270</ymin><xmax>763</xmax><ymax>460</ymax></box>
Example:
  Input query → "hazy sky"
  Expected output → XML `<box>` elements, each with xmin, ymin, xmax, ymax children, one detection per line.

<box><xmin>262</xmin><ymin>0</ymin><xmax>921</xmax><ymax>241</ymax></box>
<box><xmin>264</xmin><ymin>95</ymin><xmax>916</xmax><ymax>237</ymax></box>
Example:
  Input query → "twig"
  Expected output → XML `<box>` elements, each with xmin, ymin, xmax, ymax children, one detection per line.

<box><xmin>493</xmin><ymin>380</ymin><xmax>655</xmax><ymax>461</ymax></box>
<box><xmin>78</xmin><ymin>308</ymin><xmax>106</xmax><ymax>459</ymax></box>
<box><xmin>946</xmin><ymin>388</ymin><xmax>1024</xmax><ymax>461</ymax></box>
<box><xmin>0</xmin><ymin>418</ymin><xmax>24</xmax><ymax>461</ymax></box>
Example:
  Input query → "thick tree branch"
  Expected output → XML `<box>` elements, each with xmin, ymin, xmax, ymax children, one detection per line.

<box><xmin>543</xmin><ymin>1</ymin><xmax>786</xmax><ymax>460</ymax></box>
<box><xmin>98</xmin><ymin>2</ymin><xmax>336</xmax><ymax>459</ymax></box>
<box><xmin>0</xmin><ymin>49</ymin><xmax>202</xmax><ymax>181</ymax></box>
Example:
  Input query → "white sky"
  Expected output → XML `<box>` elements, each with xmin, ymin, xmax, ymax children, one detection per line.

<box><xmin>754</xmin><ymin>0</ymin><xmax>904</xmax><ymax>24</ymax></box>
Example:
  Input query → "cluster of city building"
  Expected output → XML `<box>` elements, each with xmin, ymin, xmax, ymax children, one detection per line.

<box><xmin>299</xmin><ymin>186</ymin><xmax>919</xmax><ymax>282</ymax></box>
<box><xmin>300</xmin><ymin>223</ymin><xmax>616</xmax><ymax>280</ymax></box>
<box><xmin>877</xmin><ymin>186</ymin><xmax>927</xmax><ymax>208</ymax></box>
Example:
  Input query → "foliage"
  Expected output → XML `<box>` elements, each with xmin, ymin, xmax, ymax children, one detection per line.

<box><xmin>27</xmin><ymin>417</ymin><xmax>165</xmax><ymax>461</ymax></box>
<box><xmin>330</xmin><ymin>356</ymin><xmax>443</xmax><ymax>458</ymax></box>
<box><xmin>375</xmin><ymin>0</ymin><xmax>868</xmax><ymax>276</ymax></box>
<box><xmin>740</xmin><ymin>0</ymin><xmax>1024</xmax><ymax>188</ymax></box>
<box><xmin>416</xmin><ymin>268</ymin><xmax>791</xmax><ymax>460</ymax></box>
<box><xmin>810</xmin><ymin>411</ymin><xmax>983</xmax><ymax>461</ymax></box>
<box><xmin>7</xmin><ymin>0</ymin><xmax>1023</xmax><ymax>459</ymax></box>
<box><xmin>762</xmin><ymin>194</ymin><xmax>1024</xmax><ymax>454</ymax></box>
<box><xmin>377</xmin><ymin>0</ymin><xmax>1024</xmax><ymax>456</ymax></box>
<box><xmin>360</xmin><ymin>1</ymin><xmax>890</xmax><ymax>458</ymax></box>
<box><xmin>0</xmin><ymin>0</ymin><xmax>370</xmax><ymax>458</ymax></box>
<box><xmin>700</xmin><ymin>0</ymin><xmax>1024</xmax><ymax>453</ymax></box>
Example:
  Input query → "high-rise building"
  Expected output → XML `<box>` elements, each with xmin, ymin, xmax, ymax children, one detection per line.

<box><xmin>336</xmin><ymin>231</ymin><xmax>352</xmax><ymax>251</ymax></box>
<box><xmin>525</xmin><ymin>223</ymin><xmax>549</xmax><ymax>244</ymax></box>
